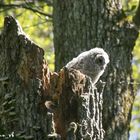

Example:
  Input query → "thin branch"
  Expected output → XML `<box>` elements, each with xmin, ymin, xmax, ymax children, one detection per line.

<box><xmin>0</xmin><ymin>7</ymin><xmax>12</xmax><ymax>13</ymax></box>
<box><xmin>24</xmin><ymin>0</ymin><xmax>53</xmax><ymax>6</ymax></box>
<box><xmin>23</xmin><ymin>21</ymin><xmax>50</xmax><ymax>29</ymax></box>
<box><xmin>0</xmin><ymin>3</ymin><xmax>52</xmax><ymax>18</ymax></box>
<box><xmin>133</xmin><ymin>0</ymin><xmax>140</xmax><ymax>29</ymax></box>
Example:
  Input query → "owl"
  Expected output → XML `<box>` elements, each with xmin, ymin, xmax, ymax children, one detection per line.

<box><xmin>65</xmin><ymin>48</ymin><xmax>109</xmax><ymax>84</ymax></box>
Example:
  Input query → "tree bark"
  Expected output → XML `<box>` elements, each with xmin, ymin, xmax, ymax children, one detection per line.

<box><xmin>46</xmin><ymin>68</ymin><xmax>105</xmax><ymax>140</ymax></box>
<box><xmin>0</xmin><ymin>16</ymin><xmax>105</xmax><ymax>140</ymax></box>
<box><xmin>0</xmin><ymin>16</ymin><xmax>50</xmax><ymax>140</ymax></box>
<box><xmin>53</xmin><ymin>0</ymin><xmax>139</xmax><ymax>139</ymax></box>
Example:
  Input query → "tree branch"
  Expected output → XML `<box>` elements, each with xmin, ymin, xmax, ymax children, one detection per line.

<box><xmin>133</xmin><ymin>0</ymin><xmax>140</xmax><ymax>28</ymax></box>
<box><xmin>0</xmin><ymin>3</ymin><xmax>52</xmax><ymax>18</ymax></box>
<box><xmin>23</xmin><ymin>21</ymin><xmax>52</xmax><ymax>29</ymax></box>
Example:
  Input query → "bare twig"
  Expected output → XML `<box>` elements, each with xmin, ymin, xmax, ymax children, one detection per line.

<box><xmin>0</xmin><ymin>3</ymin><xmax>52</xmax><ymax>18</ymax></box>
<box><xmin>24</xmin><ymin>0</ymin><xmax>53</xmax><ymax>6</ymax></box>
<box><xmin>23</xmin><ymin>21</ymin><xmax>50</xmax><ymax>29</ymax></box>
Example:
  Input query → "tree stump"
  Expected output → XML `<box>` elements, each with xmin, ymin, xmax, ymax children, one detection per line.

<box><xmin>45</xmin><ymin>68</ymin><xmax>105</xmax><ymax>140</ymax></box>
<box><xmin>0</xmin><ymin>16</ymin><xmax>49</xmax><ymax>140</ymax></box>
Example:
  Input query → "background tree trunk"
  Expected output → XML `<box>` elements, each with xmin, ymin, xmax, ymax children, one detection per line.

<box><xmin>53</xmin><ymin>0</ymin><xmax>139</xmax><ymax>139</ymax></box>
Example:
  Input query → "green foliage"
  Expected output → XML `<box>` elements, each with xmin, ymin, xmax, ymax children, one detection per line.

<box><xmin>122</xmin><ymin>0</ymin><xmax>139</xmax><ymax>15</ymax></box>
<box><xmin>0</xmin><ymin>0</ymin><xmax>54</xmax><ymax>71</ymax></box>
<box><xmin>130</xmin><ymin>90</ymin><xmax>140</xmax><ymax>139</ymax></box>
<box><xmin>133</xmin><ymin>34</ymin><xmax>140</xmax><ymax>84</ymax></box>
<box><xmin>121</xmin><ymin>0</ymin><xmax>139</xmax><ymax>25</ymax></box>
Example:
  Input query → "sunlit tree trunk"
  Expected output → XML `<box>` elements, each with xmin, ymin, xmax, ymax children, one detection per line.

<box><xmin>53</xmin><ymin>0</ymin><xmax>139</xmax><ymax>139</ymax></box>
<box><xmin>0</xmin><ymin>16</ymin><xmax>50</xmax><ymax>140</ymax></box>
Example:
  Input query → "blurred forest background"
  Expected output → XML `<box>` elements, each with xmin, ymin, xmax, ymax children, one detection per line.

<box><xmin>0</xmin><ymin>0</ymin><xmax>140</xmax><ymax>139</ymax></box>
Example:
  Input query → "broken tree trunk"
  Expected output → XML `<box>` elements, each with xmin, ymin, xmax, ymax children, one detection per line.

<box><xmin>0</xmin><ymin>16</ymin><xmax>50</xmax><ymax>140</ymax></box>
<box><xmin>46</xmin><ymin>68</ymin><xmax>105</xmax><ymax>140</ymax></box>
<box><xmin>0</xmin><ymin>16</ymin><xmax>105</xmax><ymax>140</ymax></box>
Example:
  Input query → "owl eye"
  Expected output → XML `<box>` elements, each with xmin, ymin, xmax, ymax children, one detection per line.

<box><xmin>95</xmin><ymin>55</ymin><xmax>105</xmax><ymax>65</ymax></box>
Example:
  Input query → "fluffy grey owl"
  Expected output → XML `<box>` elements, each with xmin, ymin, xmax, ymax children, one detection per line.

<box><xmin>65</xmin><ymin>48</ymin><xmax>109</xmax><ymax>84</ymax></box>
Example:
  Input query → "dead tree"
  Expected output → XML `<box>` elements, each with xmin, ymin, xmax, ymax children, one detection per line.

<box><xmin>0</xmin><ymin>16</ymin><xmax>105</xmax><ymax>140</ymax></box>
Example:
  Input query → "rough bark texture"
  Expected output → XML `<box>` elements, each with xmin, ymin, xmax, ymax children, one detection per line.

<box><xmin>0</xmin><ymin>16</ymin><xmax>105</xmax><ymax>140</ymax></box>
<box><xmin>46</xmin><ymin>68</ymin><xmax>104</xmax><ymax>140</ymax></box>
<box><xmin>53</xmin><ymin>0</ymin><xmax>139</xmax><ymax>140</ymax></box>
<box><xmin>0</xmin><ymin>16</ymin><xmax>50</xmax><ymax>140</ymax></box>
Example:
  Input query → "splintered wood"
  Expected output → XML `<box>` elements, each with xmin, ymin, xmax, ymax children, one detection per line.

<box><xmin>45</xmin><ymin>68</ymin><xmax>104</xmax><ymax>140</ymax></box>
